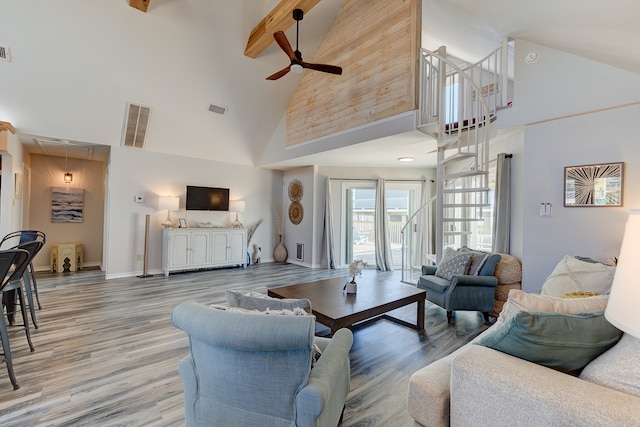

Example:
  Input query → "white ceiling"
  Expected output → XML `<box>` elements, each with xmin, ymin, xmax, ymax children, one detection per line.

<box><xmin>3</xmin><ymin>0</ymin><xmax>639</xmax><ymax>168</ymax></box>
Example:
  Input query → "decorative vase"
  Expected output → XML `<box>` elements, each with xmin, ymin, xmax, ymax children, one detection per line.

<box><xmin>345</xmin><ymin>281</ymin><xmax>357</xmax><ymax>294</ymax></box>
<box><xmin>273</xmin><ymin>234</ymin><xmax>287</xmax><ymax>262</ymax></box>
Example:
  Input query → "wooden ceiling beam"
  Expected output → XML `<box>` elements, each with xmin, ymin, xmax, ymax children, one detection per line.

<box><xmin>0</xmin><ymin>121</ymin><xmax>15</xmax><ymax>134</ymax></box>
<box><xmin>244</xmin><ymin>0</ymin><xmax>322</xmax><ymax>58</ymax></box>
<box><xmin>129</xmin><ymin>0</ymin><xmax>150</xmax><ymax>13</ymax></box>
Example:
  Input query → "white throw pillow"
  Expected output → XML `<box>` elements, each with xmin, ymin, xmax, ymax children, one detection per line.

<box><xmin>498</xmin><ymin>289</ymin><xmax>609</xmax><ymax>325</ymax></box>
<box><xmin>580</xmin><ymin>333</ymin><xmax>640</xmax><ymax>398</ymax></box>
<box><xmin>540</xmin><ymin>255</ymin><xmax>615</xmax><ymax>297</ymax></box>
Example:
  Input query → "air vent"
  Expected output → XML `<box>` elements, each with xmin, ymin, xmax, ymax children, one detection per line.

<box><xmin>208</xmin><ymin>104</ymin><xmax>228</xmax><ymax>115</ymax></box>
<box><xmin>0</xmin><ymin>45</ymin><xmax>10</xmax><ymax>62</ymax></box>
<box><xmin>122</xmin><ymin>103</ymin><xmax>150</xmax><ymax>149</ymax></box>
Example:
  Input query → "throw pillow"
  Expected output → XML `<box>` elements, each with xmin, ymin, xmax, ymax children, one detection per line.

<box><xmin>498</xmin><ymin>289</ymin><xmax>609</xmax><ymax>325</ymax></box>
<box><xmin>540</xmin><ymin>255</ymin><xmax>616</xmax><ymax>297</ymax></box>
<box><xmin>435</xmin><ymin>247</ymin><xmax>473</xmax><ymax>280</ymax></box>
<box><xmin>225</xmin><ymin>289</ymin><xmax>311</xmax><ymax>313</ymax></box>
<box><xmin>580</xmin><ymin>333</ymin><xmax>640</xmax><ymax>398</ymax></box>
<box><xmin>476</xmin><ymin>309</ymin><xmax>622</xmax><ymax>373</ymax></box>
<box><xmin>460</xmin><ymin>246</ymin><xmax>489</xmax><ymax>276</ymax></box>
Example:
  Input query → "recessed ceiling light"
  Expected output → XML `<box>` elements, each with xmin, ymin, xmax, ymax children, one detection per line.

<box><xmin>398</xmin><ymin>156</ymin><xmax>415</xmax><ymax>162</ymax></box>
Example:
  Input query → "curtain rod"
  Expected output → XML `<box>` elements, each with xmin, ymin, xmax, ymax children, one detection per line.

<box><xmin>329</xmin><ymin>178</ymin><xmax>427</xmax><ymax>182</ymax></box>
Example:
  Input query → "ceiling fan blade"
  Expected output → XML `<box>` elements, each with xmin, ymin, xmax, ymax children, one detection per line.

<box><xmin>273</xmin><ymin>31</ymin><xmax>297</xmax><ymax>62</ymax></box>
<box><xmin>302</xmin><ymin>62</ymin><xmax>343</xmax><ymax>75</ymax></box>
<box><xmin>266</xmin><ymin>66</ymin><xmax>291</xmax><ymax>80</ymax></box>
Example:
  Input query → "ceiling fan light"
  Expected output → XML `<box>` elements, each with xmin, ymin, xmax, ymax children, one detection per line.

<box><xmin>290</xmin><ymin>63</ymin><xmax>303</xmax><ymax>74</ymax></box>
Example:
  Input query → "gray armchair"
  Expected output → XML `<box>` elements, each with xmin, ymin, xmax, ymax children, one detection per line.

<box><xmin>418</xmin><ymin>251</ymin><xmax>501</xmax><ymax>323</ymax></box>
<box><xmin>171</xmin><ymin>301</ymin><xmax>353</xmax><ymax>427</ymax></box>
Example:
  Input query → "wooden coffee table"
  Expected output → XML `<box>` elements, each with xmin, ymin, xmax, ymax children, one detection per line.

<box><xmin>268</xmin><ymin>276</ymin><xmax>426</xmax><ymax>336</ymax></box>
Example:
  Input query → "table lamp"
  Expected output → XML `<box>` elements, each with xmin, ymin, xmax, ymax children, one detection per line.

<box><xmin>605</xmin><ymin>209</ymin><xmax>640</xmax><ymax>338</ymax></box>
<box><xmin>158</xmin><ymin>196</ymin><xmax>180</xmax><ymax>228</ymax></box>
<box><xmin>229</xmin><ymin>200</ymin><xmax>245</xmax><ymax>228</ymax></box>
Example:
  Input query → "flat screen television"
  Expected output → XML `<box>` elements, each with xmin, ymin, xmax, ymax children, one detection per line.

<box><xmin>185</xmin><ymin>185</ymin><xmax>229</xmax><ymax>211</ymax></box>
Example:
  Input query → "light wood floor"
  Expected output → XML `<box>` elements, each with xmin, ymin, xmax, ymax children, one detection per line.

<box><xmin>0</xmin><ymin>263</ymin><xmax>489</xmax><ymax>426</ymax></box>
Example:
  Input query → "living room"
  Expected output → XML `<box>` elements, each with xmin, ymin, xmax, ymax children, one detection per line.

<box><xmin>1</xmin><ymin>0</ymin><xmax>640</xmax><ymax>424</ymax></box>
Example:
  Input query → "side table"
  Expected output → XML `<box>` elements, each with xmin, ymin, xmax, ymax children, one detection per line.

<box><xmin>50</xmin><ymin>242</ymin><xmax>84</xmax><ymax>272</ymax></box>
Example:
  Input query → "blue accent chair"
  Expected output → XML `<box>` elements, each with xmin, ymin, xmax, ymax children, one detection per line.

<box><xmin>171</xmin><ymin>301</ymin><xmax>353</xmax><ymax>427</ymax></box>
<box><xmin>418</xmin><ymin>252</ymin><xmax>501</xmax><ymax>323</ymax></box>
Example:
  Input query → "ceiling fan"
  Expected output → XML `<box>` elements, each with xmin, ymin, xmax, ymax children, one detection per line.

<box><xmin>266</xmin><ymin>9</ymin><xmax>342</xmax><ymax>81</ymax></box>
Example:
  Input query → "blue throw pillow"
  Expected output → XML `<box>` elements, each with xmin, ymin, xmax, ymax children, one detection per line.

<box><xmin>475</xmin><ymin>309</ymin><xmax>622</xmax><ymax>373</ymax></box>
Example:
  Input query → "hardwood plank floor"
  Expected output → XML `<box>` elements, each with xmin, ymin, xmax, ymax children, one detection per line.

<box><xmin>0</xmin><ymin>263</ymin><xmax>489</xmax><ymax>426</ymax></box>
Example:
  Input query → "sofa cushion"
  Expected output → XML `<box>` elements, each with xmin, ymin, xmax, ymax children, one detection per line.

<box><xmin>226</xmin><ymin>289</ymin><xmax>311</xmax><ymax>313</ymax></box>
<box><xmin>498</xmin><ymin>289</ymin><xmax>609</xmax><ymax>325</ymax></box>
<box><xmin>580</xmin><ymin>333</ymin><xmax>640</xmax><ymax>398</ymax></box>
<box><xmin>540</xmin><ymin>255</ymin><xmax>615</xmax><ymax>297</ymax></box>
<box><xmin>435</xmin><ymin>248</ymin><xmax>473</xmax><ymax>280</ymax></box>
<box><xmin>476</xmin><ymin>309</ymin><xmax>622</xmax><ymax>373</ymax></box>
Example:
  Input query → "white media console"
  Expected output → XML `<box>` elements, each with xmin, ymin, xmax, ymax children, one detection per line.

<box><xmin>162</xmin><ymin>227</ymin><xmax>247</xmax><ymax>276</ymax></box>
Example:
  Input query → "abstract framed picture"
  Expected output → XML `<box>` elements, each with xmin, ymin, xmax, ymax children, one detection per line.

<box><xmin>564</xmin><ymin>162</ymin><xmax>623</xmax><ymax>207</ymax></box>
<box><xmin>51</xmin><ymin>187</ymin><xmax>84</xmax><ymax>222</ymax></box>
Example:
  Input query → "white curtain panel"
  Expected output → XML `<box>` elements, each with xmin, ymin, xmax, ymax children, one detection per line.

<box><xmin>321</xmin><ymin>177</ymin><xmax>336</xmax><ymax>269</ymax></box>
<box><xmin>492</xmin><ymin>153</ymin><xmax>512</xmax><ymax>253</ymax></box>
<box><xmin>374</xmin><ymin>178</ymin><xmax>394</xmax><ymax>271</ymax></box>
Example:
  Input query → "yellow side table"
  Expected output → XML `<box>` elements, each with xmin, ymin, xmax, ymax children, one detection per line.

<box><xmin>50</xmin><ymin>242</ymin><xmax>84</xmax><ymax>272</ymax></box>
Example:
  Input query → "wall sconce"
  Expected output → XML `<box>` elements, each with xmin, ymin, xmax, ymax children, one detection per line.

<box><xmin>229</xmin><ymin>200</ymin><xmax>245</xmax><ymax>228</ymax></box>
<box><xmin>158</xmin><ymin>196</ymin><xmax>180</xmax><ymax>228</ymax></box>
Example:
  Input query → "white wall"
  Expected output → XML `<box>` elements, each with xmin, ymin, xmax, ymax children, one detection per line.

<box><xmin>498</xmin><ymin>40</ymin><xmax>640</xmax><ymax>291</ymax></box>
<box><xmin>282</xmin><ymin>167</ymin><xmax>316</xmax><ymax>267</ymax></box>
<box><xmin>0</xmin><ymin>131</ymin><xmax>24</xmax><ymax>240</ymax></box>
<box><xmin>105</xmin><ymin>146</ymin><xmax>283</xmax><ymax>278</ymax></box>
<box><xmin>520</xmin><ymin>104</ymin><xmax>640</xmax><ymax>291</ymax></box>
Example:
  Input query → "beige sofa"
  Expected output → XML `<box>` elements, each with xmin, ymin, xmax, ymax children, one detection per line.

<box><xmin>408</xmin><ymin>316</ymin><xmax>640</xmax><ymax>427</ymax></box>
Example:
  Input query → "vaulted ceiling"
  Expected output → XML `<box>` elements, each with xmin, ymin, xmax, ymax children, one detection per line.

<box><xmin>1</xmin><ymin>0</ymin><xmax>638</xmax><ymax>168</ymax></box>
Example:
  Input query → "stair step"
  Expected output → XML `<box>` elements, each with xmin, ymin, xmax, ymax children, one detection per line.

<box><xmin>442</xmin><ymin>218</ymin><xmax>484</xmax><ymax>222</ymax></box>
<box><xmin>437</xmin><ymin>136</ymin><xmax>460</xmax><ymax>149</ymax></box>
<box><xmin>439</xmin><ymin>152</ymin><xmax>478</xmax><ymax>165</ymax></box>
<box><xmin>442</xmin><ymin>170</ymin><xmax>488</xmax><ymax>180</ymax></box>
<box><xmin>443</xmin><ymin>187</ymin><xmax>490</xmax><ymax>194</ymax></box>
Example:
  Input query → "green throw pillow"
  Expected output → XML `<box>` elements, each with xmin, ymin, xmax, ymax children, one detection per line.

<box><xmin>475</xmin><ymin>309</ymin><xmax>622</xmax><ymax>373</ymax></box>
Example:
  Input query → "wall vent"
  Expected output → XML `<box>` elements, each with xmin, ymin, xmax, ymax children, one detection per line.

<box><xmin>122</xmin><ymin>103</ymin><xmax>150</xmax><ymax>149</ymax></box>
<box><xmin>0</xmin><ymin>45</ymin><xmax>11</xmax><ymax>62</ymax></box>
<box><xmin>296</xmin><ymin>243</ymin><xmax>304</xmax><ymax>261</ymax></box>
<box><xmin>208</xmin><ymin>104</ymin><xmax>228</xmax><ymax>115</ymax></box>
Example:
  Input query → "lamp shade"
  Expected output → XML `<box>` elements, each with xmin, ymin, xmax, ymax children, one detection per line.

<box><xmin>158</xmin><ymin>196</ymin><xmax>179</xmax><ymax>211</ymax></box>
<box><xmin>229</xmin><ymin>200</ymin><xmax>245</xmax><ymax>213</ymax></box>
<box><xmin>605</xmin><ymin>209</ymin><xmax>640</xmax><ymax>339</ymax></box>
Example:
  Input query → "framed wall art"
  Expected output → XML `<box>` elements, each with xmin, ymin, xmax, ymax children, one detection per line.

<box><xmin>564</xmin><ymin>162</ymin><xmax>623</xmax><ymax>207</ymax></box>
<box><xmin>51</xmin><ymin>187</ymin><xmax>84</xmax><ymax>222</ymax></box>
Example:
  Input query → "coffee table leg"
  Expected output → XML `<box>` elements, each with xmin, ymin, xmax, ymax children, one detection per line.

<box><xmin>417</xmin><ymin>299</ymin><xmax>425</xmax><ymax>331</ymax></box>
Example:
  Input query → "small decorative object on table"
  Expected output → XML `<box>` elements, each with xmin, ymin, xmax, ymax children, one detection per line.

<box><xmin>344</xmin><ymin>259</ymin><xmax>367</xmax><ymax>294</ymax></box>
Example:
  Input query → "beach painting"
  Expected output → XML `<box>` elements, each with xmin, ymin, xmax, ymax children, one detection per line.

<box><xmin>51</xmin><ymin>187</ymin><xmax>84</xmax><ymax>223</ymax></box>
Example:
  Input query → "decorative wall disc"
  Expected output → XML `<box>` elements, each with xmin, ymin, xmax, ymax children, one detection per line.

<box><xmin>288</xmin><ymin>201</ymin><xmax>303</xmax><ymax>225</ymax></box>
<box><xmin>288</xmin><ymin>179</ymin><xmax>303</xmax><ymax>201</ymax></box>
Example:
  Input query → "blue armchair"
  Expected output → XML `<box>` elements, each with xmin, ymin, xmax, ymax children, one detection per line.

<box><xmin>418</xmin><ymin>251</ymin><xmax>501</xmax><ymax>323</ymax></box>
<box><xmin>171</xmin><ymin>301</ymin><xmax>353</xmax><ymax>427</ymax></box>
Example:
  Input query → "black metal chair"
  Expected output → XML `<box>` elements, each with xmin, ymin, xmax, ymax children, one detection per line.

<box><xmin>0</xmin><ymin>230</ymin><xmax>46</xmax><ymax>310</ymax></box>
<box><xmin>5</xmin><ymin>241</ymin><xmax>45</xmax><ymax>329</ymax></box>
<box><xmin>0</xmin><ymin>248</ymin><xmax>32</xmax><ymax>390</ymax></box>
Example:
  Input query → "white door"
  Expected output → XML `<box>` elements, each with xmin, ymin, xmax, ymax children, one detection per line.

<box><xmin>190</xmin><ymin>231</ymin><xmax>210</xmax><ymax>267</ymax></box>
<box><xmin>211</xmin><ymin>232</ymin><xmax>229</xmax><ymax>264</ymax></box>
<box><xmin>168</xmin><ymin>231</ymin><xmax>190</xmax><ymax>269</ymax></box>
<box><xmin>228</xmin><ymin>231</ymin><xmax>246</xmax><ymax>264</ymax></box>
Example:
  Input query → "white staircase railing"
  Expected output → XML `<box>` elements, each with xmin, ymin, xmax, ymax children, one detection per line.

<box><xmin>414</xmin><ymin>41</ymin><xmax>512</xmax><ymax>266</ymax></box>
